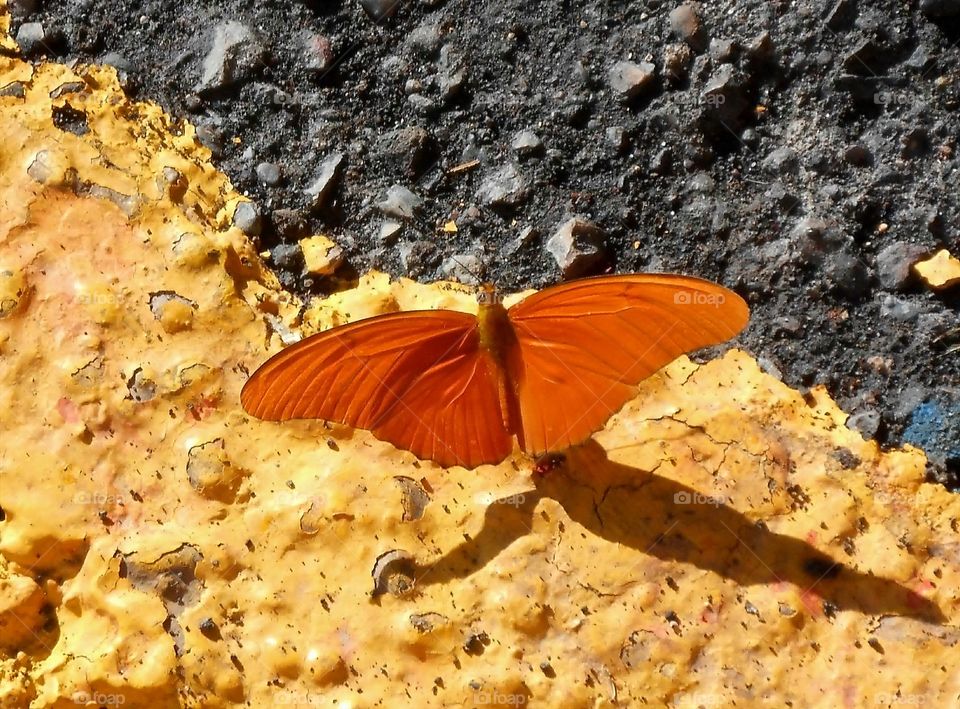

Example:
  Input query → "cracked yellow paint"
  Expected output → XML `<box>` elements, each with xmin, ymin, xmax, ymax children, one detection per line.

<box><xmin>1</xmin><ymin>8</ymin><xmax>959</xmax><ymax>708</ymax></box>
<box><xmin>0</xmin><ymin>6</ymin><xmax>13</xmax><ymax>56</ymax></box>
<box><xmin>300</xmin><ymin>234</ymin><xmax>343</xmax><ymax>277</ymax></box>
<box><xmin>914</xmin><ymin>248</ymin><xmax>960</xmax><ymax>291</ymax></box>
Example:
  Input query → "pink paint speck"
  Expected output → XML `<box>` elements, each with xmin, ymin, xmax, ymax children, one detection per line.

<box><xmin>57</xmin><ymin>397</ymin><xmax>79</xmax><ymax>423</ymax></box>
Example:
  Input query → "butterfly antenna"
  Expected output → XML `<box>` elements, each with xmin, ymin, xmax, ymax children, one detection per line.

<box><xmin>447</xmin><ymin>251</ymin><xmax>487</xmax><ymax>286</ymax></box>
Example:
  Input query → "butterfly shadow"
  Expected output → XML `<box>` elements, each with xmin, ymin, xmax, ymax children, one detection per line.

<box><xmin>416</xmin><ymin>440</ymin><xmax>946</xmax><ymax>624</ymax></box>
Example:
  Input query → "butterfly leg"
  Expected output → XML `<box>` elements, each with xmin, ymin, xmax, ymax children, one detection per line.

<box><xmin>533</xmin><ymin>452</ymin><xmax>567</xmax><ymax>477</ymax></box>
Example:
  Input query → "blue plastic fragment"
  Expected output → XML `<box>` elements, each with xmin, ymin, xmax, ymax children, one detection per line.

<box><xmin>903</xmin><ymin>401</ymin><xmax>960</xmax><ymax>462</ymax></box>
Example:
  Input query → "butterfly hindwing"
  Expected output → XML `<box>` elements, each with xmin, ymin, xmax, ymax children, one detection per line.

<box><xmin>504</xmin><ymin>274</ymin><xmax>749</xmax><ymax>455</ymax></box>
<box><xmin>241</xmin><ymin>310</ymin><xmax>512</xmax><ymax>468</ymax></box>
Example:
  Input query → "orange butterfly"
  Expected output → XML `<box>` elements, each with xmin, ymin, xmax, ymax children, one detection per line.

<box><xmin>241</xmin><ymin>274</ymin><xmax>749</xmax><ymax>469</ymax></box>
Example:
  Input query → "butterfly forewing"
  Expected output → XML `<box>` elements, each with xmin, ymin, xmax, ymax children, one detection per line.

<box><xmin>504</xmin><ymin>274</ymin><xmax>749</xmax><ymax>455</ymax></box>
<box><xmin>241</xmin><ymin>310</ymin><xmax>512</xmax><ymax>468</ymax></box>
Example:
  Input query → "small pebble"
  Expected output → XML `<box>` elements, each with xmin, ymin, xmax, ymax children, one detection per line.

<box><xmin>511</xmin><ymin>130</ymin><xmax>544</xmax><ymax>158</ymax></box>
<box><xmin>476</xmin><ymin>163</ymin><xmax>531</xmax><ymax>209</ymax></box>
<box><xmin>196</xmin><ymin>21</ymin><xmax>265</xmax><ymax>92</ymax></box>
<box><xmin>199</xmin><ymin>618</ymin><xmax>222</xmax><ymax>641</ymax></box>
<box><xmin>904</xmin><ymin>45</ymin><xmax>933</xmax><ymax>71</ymax></box>
<box><xmin>762</xmin><ymin>146</ymin><xmax>799</xmax><ymax>175</ymax></box>
<box><xmin>440</xmin><ymin>254</ymin><xmax>482</xmax><ymax>285</ymax></box>
<box><xmin>700</xmin><ymin>64</ymin><xmax>749</xmax><ymax>129</ymax></box>
<box><xmin>875</xmin><ymin>241</ymin><xmax>928</xmax><ymax>290</ymax></box>
<box><xmin>195</xmin><ymin>123</ymin><xmax>224</xmax><ymax>157</ymax></box>
<box><xmin>271</xmin><ymin>242</ymin><xmax>303</xmax><ymax>271</ymax></box>
<box><xmin>607</xmin><ymin>60</ymin><xmax>656</xmax><ymax>102</ymax></box>
<box><xmin>893</xmin><ymin>386</ymin><xmax>929</xmax><ymax>422</ymax></box>
<box><xmin>303</xmin><ymin>32</ymin><xmax>334</xmax><ymax>74</ymax></box>
<box><xmin>379</xmin><ymin>220</ymin><xmax>404</xmax><ymax>243</ymax></box>
<box><xmin>407</xmin><ymin>93</ymin><xmax>438</xmax><ymax>116</ymax></box>
<box><xmin>255</xmin><ymin>162</ymin><xmax>282</xmax><ymax>186</ymax></box>
<box><xmin>437</xmin><ymin>45</ymin><xmax>467</xmax><ymax>101</ymax></box>
<box><xmin>848</xmin><ymin>409</ymin><xmax>881</xmax><ymax>439</ymax></box>
<box><xmin>669</xmin><ymin>3</ymin><xmax>707</xmax><ymax>52</ymax></box>
<box><xmin>100</xmin><ymin>52</ymin><xmax>135</xmax><ymax>74</ymax></box>
<box><xmin>0</xmin><ymin>82</ymin><xmax>26</xmax><ymax>99</ymax></box>
<box><xmin>765</xmin><ymin>182</ymin><xmax>797</xmax><ymax>212</ymax></box>
<box><xmin>376</xmin><ymin>126</ymin><xmax>434</xmax><ymax>177</ymax></box>
<box><xmin>843</xmin><ymin>144</ymin><xmax>872</xmax><ymax>167</ymax></box>
<box><xmin>233</xmin><ymin>201</ymin><xmax>262</xmax><ymax>236</ymax></box>
<box><xmin>904</xmin><ymin>398</ymin><xmax>960</xmax><ymax>468</ymax></box>
<box><xmin>791</xmin><ymin>217</ymin><xmax>836</xmax><ymax>264</ymax></box>
<box><xmin>820</xmin><ymin>184</ymin><xmax>843</xmax><ymax>202</ymax></box>
<box><xmin>773</xmin><ymin>316</ymin><xmax>802</xmax><ymax>336</ymax></box>
<box><xmin>546</xmin><ymin>217</ymin><xmax>607</xmax><ymax>278</ymax></box>
<box><xmin>843</xmin><ymin>40</ymin><xmax>881</xmax><ymax>76</ymax></box>
<box><xmin>300</xmin><ymin>235</ymin><xmax>344</xmax><ymax>276</ymax></box>
<box><xmin>16</xmin><ymin>22</ymin><xmax>48</xmax><ymax>56</ymax></box>
<box><xmin>304</xmin><ymin>152</ymin><xmax>345</xmax><ymax>210</ymax></box>
<box><xmin>500</xmin><ymin>225</ymin><xmax>538</xmax><ymax>257</ymax></box>
<box><xmin>406</xmin><ymin>24</ymin><xmax>442</xmax><ymax>57</ymax></box>
<box><xmin>662</xmin><ymin>43</ymin><xmax>693</xmax><ymax>81</ymax></box>
<box><xmin>379</xmin><ymin>185</ymin><xmax>424</xmax><ymax>219</ymax></box>
<box><xmin>709</xmin><ymin>38</ymin><xmax>736</xmax><ymax>63</ymax></box>
<box><xmin>48</xmin><ymin>81</ymin><xmax>85</xmax><ymax>100</ymax></box>
<box><xmin>746</xmin><ymin>31</ymin><xmax>774</xmax><ymax>61</ymax></box>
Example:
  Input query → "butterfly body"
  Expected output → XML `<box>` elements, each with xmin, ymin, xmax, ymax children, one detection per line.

<box><xmin>476</xmin><ymin>288</ymin><xmax>521</xmax><ymax>433</ymax></box>
<box><xmin>241</xmin><ymin>274</ymin><xmax>749</xmax><ymax>469</ymax></box>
